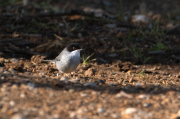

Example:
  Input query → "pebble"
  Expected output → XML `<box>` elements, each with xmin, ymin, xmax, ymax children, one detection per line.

<box><xmin>115</xmin><ymin>91</ymin><xmax>133</xmax><ymax>98</ymax></box>
<box><xmin>77</xmin><ymin>108</ymin><xmax>84</xmax><ymax>114</ymax></box>
<box><xmin>11</xmin><ymin>114</ymin><xmax>25</xmax><ymax>119</ymax></box>
<box><xmin>27</xmin><ymin>83</ymin><xmax>35</xmax><ymax>90</ymax></box>
<box><xmin>3</xmin><ymin>70</ymin><xmax>10</xmax><ymax>74</ymax></box>
<box><xmin>91</xmin><ymin>91</ymin><xmax>98</xmax><ymax>95</ymax></box>
<box><xmin>20</xmin><ymin>93</ymin><xmax>25</xmax><ymax>98</ymax></box>
<box><xmin>24</xmin><ymin>72</ymin><xmax>30</xmax><ymax>75</ymax></box>
<box><xmin>111</xmin><ymin>113</ymin><xmax>118</xmax><ymax>118</ymax></box>
<box><xmin>104</xmin><ymin>24</ymin><xmax>116</xmax><ymax>29</ymax></box>
<box><xmin>69</xmin><ymin>89</ymin><xmax>75</xmax><ymax>93</ymax></box>
<box><xmin>80</xmin><ymin>93</ymin><xmax>88</xmax><ymax>97</ymax></box>
<box><xmin>60</xmin><ymin>77</ymin><xmax>69</xmax><ymax>84</ymax></box>
<box><xmin>85</xmin><ymin>68</ymin><xmax>95</xmax><ymax>76</ymax></box>
<box><xmin>11</xmin><ymin>85</ymin><xmax>18</xmax><ymax>89</ymax></box>
<box><xmin>53</xmin><ymin>114</ymin><xmax>60</xmax><ymax>119</ymax></box>
<box><xmin>124</xmin><ymin>107</ymin><xmax>138</xmax><ymax>114</ymax></box>
<box><xmin>0</xmin><ymin>67</ymin><xmax>4</xmax><ymax>72</ymax></box>
<box><xmin>39</xmin><ymin>72</ymin><xmax>46</xmax><ymax>77</ymax></box>
<box><xmin>4</xmin><ymin>59</ymin><xmax>10</xmax><ymax>63</ymax></box>
<box><xmin>84</xmin><ymin>82</ymin><xmax>97</xmax><ymax>87</ymax></box>
<box><xmin>69</xmin><ymin>112</ymin><xmax>77</xmax><ymax>118</ymax></box>
<box><xmin>143</xmin><ymin>103</ymin><xmax>151</xmax><ymax>107</ymax></box>
<box><xmin>1</xmin><ymin>76</ymin><xmax>5</xmax><ymax>80</ymax></box>
<box><xmin>135</xmin><ymin>83</ymin><xmax>142</xmax><ymax>87</ymax></box>
<box><xmin>70</xmin><ymin>78</ymin><xmax>79</xmax><ymax>83</ymax></box>
<box><xmin>11</xmin><ymin>58</ymin><xmax>19</xmax><ymax>63</ymax></box>
<box><xmin>39</xmin><ymin>109</ymin><xmax>45</xmax><ymax>116</ymax></box>
<box><xmin>136</xmin><ymin>39</ymin><xmax>143</xmax><ymax>42</ymax></box>
<box><xmin>8</xmin><ymin>68</ymin><xmax>18</xmax><ymax>74</ymax></box>
<box><xmin>97</xmin><ymin>107</ymin><xmax>104</xmax><ymax>114</ymax></box>
<box><xmin>9</xmin><ymin>100</ymin><xmax>15</xmax><ymax>106</ymax></box>
<box><xmin>108</xmin><ymin>53</ymin><xmax>118</xmax><ymax>58</ymax></box>
<box><xmin>78</xmin><ymin>33</ymin><xmax>83</xmax><ymax>38</ymax></box>
<box><xmin>131</xmin><ymin>15</ymin><xmax>149</xmax><ymax>24</ymax></box>
<box><xmin>138</xmin><ymin>94</ymin><xmax>147</xmax><ymax>99</ymax></box>
<box><xmin>80</xmin><ymin>79</ymin><xmax>86</xmax><ymax>84</ymax></box>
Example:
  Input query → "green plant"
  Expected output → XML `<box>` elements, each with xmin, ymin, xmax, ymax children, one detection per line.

<box><xmin>126</xmin><ymin>44</ymin><xmax>152</xmax><ymax>63</ymax></box>
<box><xmin>117</xmin><ymin>0</ymin><xmax>125</xmax><ymax>21</ymax></box>
<box><xmin>151</xmin><ymin>42</ymin><xmax>167</xmax><ymax>51</ymax></box>
<box><xmin>127</xmin><ymin>29</ymin><xmax>145</xmax><ymax>41</ymax></box>
<box><xmin>82</xmin><ymin>53</ymin><xmax>94</xmax><ymax>65</ymax></box>
<box><xmin>126</xmin><ymin>44</ymin><xmax>143</xmax><ymax>60</ymax></box>
<box><xmin>135</xmin><ymin>70</ymin><xmax>145</xmax><ymax>78</ymax></box>
<box><xmin>144</xmin><ymin>57</ymin><xmax>152</xmax><ymax>63</ymax></box>
<box><xmin>70</xmin><ymin>23</ymin><xmax>79</xmax><ymax>32</ymax></box>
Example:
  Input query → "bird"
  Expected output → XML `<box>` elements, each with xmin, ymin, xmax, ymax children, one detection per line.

<box><xmin>43</xmin><ymin>43</ymin><xmax>83</xmax><ymax>75</ymax></box>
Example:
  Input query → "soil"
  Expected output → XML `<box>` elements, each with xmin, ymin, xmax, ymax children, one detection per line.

<box><xmin>0</xmin><ymin>0</ymin><xmax>180</xmax><ymax>119</ymax></box>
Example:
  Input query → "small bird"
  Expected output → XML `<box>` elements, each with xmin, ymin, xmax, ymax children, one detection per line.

<box><xmin>43</xmin><ymin>43</ymin><xmax>83</xmax><ymax>74</ymax></box>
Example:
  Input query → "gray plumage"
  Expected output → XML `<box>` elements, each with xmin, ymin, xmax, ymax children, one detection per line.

<box><xmin>42</xmin><ymin>43</ymin><xmax>82</xmax><ymax>73</ymax></box>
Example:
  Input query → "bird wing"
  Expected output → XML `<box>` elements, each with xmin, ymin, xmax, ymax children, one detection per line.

<box><xmin>55</xmin><ymin>55</ymin><xmax>61</xmax><ymax>61</ymax></box>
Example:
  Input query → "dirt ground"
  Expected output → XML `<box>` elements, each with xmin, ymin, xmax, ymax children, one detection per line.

<box><xmin>0</xmin><ymin>0</ymin><xmax>180</xmax><ymax>119</ymax></box>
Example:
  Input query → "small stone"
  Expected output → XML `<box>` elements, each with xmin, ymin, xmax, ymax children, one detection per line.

<box><xmin>69</xmin><ymin>89</ymin><xmax>75</xmax><ymax>93</ymax></box>
<box><xmin>0</xmin><ymin>67</ymin><xmax>4</xmax><ymax>72</ymax></box>
<box><xmin>138</xmin><ymin>94</ymin><xmax>147</xmax><ymax>99</ymax></box>
<box><xmin>97</xmin><ymin>107</ymin><xmax>104</xmax><ymax>114</ymax></box>
<box><xmin>11</xmin><ymin>85</ymin><xmax>18</xmax><ymax>89</ymax></box>
<box><xmin>131</xmin><ymin>15</ymin><xmax>149</xmax><ymax>24</ymax></box>
<box><xmin>84</xmin><ymin>82</ymin><xmax>97</xmax><ymax>87</ymax></box>
<box><xmin>104</xmin><ymin>24</ymin><xmax>116</xmax><ymax>29</ymax></box>
<box><xmin>69</xmin><ymin>112</ymin><xmax>77</xmax><ymax>118</ymax></box>
<box><xmin>11</xmin><ymin>114</ymin><xmax>24</xmax><ymax>119</ymax></box>
<box><xmin>108</xmin><ymin>53</ymin><xmax>118</xmax><ymax>58</ymax></box>
<box><xmin>1</xmin><ymin>76</ymin><xmax>5</xmax><ymax>80</ymax></box>
<box><xmin>70</xmin><ymin>78</ymin><xmax>79</xmax><ymax>83</ymax></box>
<box><xmin>77</xmin><ymin>108</ymin><xmax>84</xmax><ymax>114</ymax></box>
<box><xmin>8</xmin><ymin>68</ymin><xmax>18</xmax><ymax>74</ymax></box>
<box><xmin>4</xmin><ymin>71</ymin><xmax>10</xmax><ymax>74</ymax></box>
<box><xmin>53</xmin><ymin>114</ymin><xmax>60</xmax><ymax>119</ymax></box>
<box><xmin>111</xmin><ymin>113</ymin><xmax>118</xmax><ymax>118</ymax></box>
<box><xmin>27</xmin><ymin>83</ymin><xmax>35</xmax><ymax>90</ymax></box>
<box><xmin>136</xmin><ymin>39</ymin><xmax>143</xmax><ymax>42</ymax></box>
<box><xmin>24</xmin><ymin>72</ymin><xmax>30</xmax><ymax>75</ymax></box>
<box><xmin>9</xmin><ymin>101</ymin><xmax>15</xmax><ymax>106</ymax></box>
<box><xmin>85</xmin><ymin>68</ymin><xmax>95</xmax><ymax>76</ymax></box>
<box><xmin>177</xmin><ymin>109</ymin><xmax>180</xmax><ymax>116</ymax></box>
<box><xmin>20</xmin><ymin>93</ymin><xmax>25</xmax><ymax>98</ymax></box>
<box><xmin>39</xmin><ymin>72</ymin><xmax>46</xmax><ymax>77</ymax></box>
<box><xmin>4</xmin><ymin>59</ymin><xmax>10</xmax><ymax>63</ymax></box>
<box><xmin>124</xmin><ymin>108</ymin><xmax>138</xmax><ymax>114</ymax></box>
<box><xmin>77</xmin><ymin>33</ymin><xmax>83</xmax><ymax>38</ymax></box>
<box><xmin>80</xmin><ymin>79</ymin><xmax>86</xmax><ymax>84</ymax></box>
<box><xmin>91</xmin><ymin>91</ymin><xmax>98</xmax><ymax>95</ymax></box>
<box><xmin>11</xmin><ymin>58</ymin><xmax>19</xmax><ymax>63</ymax></box>
<box><xmin>135</xmin><ymin>83</ymin><xmax>142</xmax><ymax>87</ymax></box>
<box><xmin>143</xmin><ymin>103</ymin><xmax>151</xmax><ymax>107</ymax></box>
<box><xmin>60</xmin><ymin>77</ymin><xmax>69</xmax><ymax>84</ymax></box>
<box><xmin>115</xmin><ymin>91</ymin><xmax>133</xmax><ymax>98</ymax></box>
<box><xmin>80</xmin><ymin>93</ymin><xmax>88</xmax><ymax>97</ymax></box>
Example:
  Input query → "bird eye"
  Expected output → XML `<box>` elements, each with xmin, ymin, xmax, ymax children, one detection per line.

<box><xmin>73</xmin><ymin>47</ymin><xmax>76</xmax><ymax>50</ymax></box>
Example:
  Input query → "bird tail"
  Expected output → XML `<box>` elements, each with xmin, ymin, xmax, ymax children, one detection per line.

<box><xmin>41</xmin><ymin>60</ymin><xmax>55</xmax><ymax>63</ymax></box>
